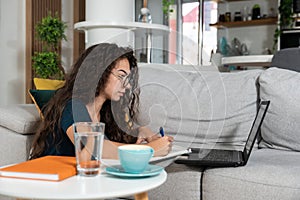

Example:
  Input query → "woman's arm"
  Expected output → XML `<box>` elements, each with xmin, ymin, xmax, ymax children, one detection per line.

<box><xmin>67</xmin><ymin>125</ymin><xmax>174</xmax><ymax>159</ymax></box>
<box><xmin>66</xmin><ymin>125</ymin><xmax>123</xmax><ymax>159</ymax></box>
<box><xmin>137</xmin><ymin>126</ymin><xmax>161</xmax><ymax>143</ymax></box>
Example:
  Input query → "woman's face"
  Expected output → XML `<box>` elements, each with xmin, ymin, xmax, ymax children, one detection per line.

<box><xmin>103</xmin><ymin>58</ymin><xmax>131</xmax><ymax>101</ymax></box>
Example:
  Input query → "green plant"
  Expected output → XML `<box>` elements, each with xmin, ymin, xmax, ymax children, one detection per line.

<box><xmin>162</xmin><ymin>0</ymin><xmax>175</xmax><ymax>16</ymax></box>
<box><xmin>32</xmin><ymin>12</ymin><xmax>67</xmax><ymax>80</ymax></box>
<box><xmin>253</xmin><ymin>4</ymin><xmax>260</xmax><ymax>9</ymax></box>
<box><xmin>273</xmin><ymin>0</ymin><xmax>294</xmax><ymax>51</ymax></box>
<box><xmin>32</xmin><ymin>52</ymin><xmax>63</xmax><ymax>79</ymax></box>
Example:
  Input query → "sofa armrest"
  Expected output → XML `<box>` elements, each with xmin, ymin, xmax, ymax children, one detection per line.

<box><xmin>0</xmin><ymin>104</ymin><xmax>40</xmax><ymax>135</ymax></box>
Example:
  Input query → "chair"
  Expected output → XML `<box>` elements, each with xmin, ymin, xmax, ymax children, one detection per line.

<box><xmin>271</xmin><ymin>48</ymin><xmax>300</xmax><ymax>72</ymax></box>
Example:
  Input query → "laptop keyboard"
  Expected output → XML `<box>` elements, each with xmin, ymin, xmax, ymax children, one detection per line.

<box><xmin>192</xmin><ymin>149</ymin><xmax>240</xmax><ymax>162</ymax></box>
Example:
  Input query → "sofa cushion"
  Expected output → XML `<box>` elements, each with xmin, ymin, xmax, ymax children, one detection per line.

<box><xmin>33</xmin><ymin>78</ymin><xmax>65</xmax><ymax>90</ymax></box>
<box><xmin>202</xmin><ymin>149</ymin><xmax>300</xmax><ymax>200</ymax></box>
<box><xmin>137</xmin><ymin>64</ymin><xmax>262</xmax><ymax>149</ymax></box>
<box><xmin>258</xmin><ymin>67</ymin><xmax>300</xmax><ymax>151</ymax></box>
<box><xmin>28</xmin><ymin>89</ymin><xmax>56</xmax><ymax>117</ymax></box>
<box><xmin>0</xmin><ymin>104</ymin><xmax>40</xmax><ymax>134</ymax></box>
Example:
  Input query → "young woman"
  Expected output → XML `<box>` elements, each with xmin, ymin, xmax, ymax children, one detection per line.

<box><xmin>30</xmin><ymin>43</ymin><xmax>173</xmax><ymax>160</ymax></box>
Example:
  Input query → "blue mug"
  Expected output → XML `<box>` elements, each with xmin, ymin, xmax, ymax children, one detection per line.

<box><xmin>118</xmin><ymin>145</ymin><xmax>154</xmax><ymax>173</ymax></box>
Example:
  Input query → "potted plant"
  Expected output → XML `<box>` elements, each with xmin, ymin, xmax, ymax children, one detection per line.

<box><xmin>162</xmin><ymin>0</ymin><xmax>175</xmax><ymax>25</ymax></box>
<box><xmin>32</xmin><ymin>12</ymin><xmax>67</xmax><ymax>84</ymax></box>
<box><xmin>273</xmin><ymin>0</ymin><xmax>294</xmax><ymax>51</ymax></box>
<box><xmin>252</xmin><ymin>4</ymin><xmax>261</xmax><ymax>20</ymax></box>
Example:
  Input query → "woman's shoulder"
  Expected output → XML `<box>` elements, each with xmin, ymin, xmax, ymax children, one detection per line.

<box><xmin>65</xmin><ymin>98</ymin><xmax>85</xmax><ymax>106</ymax></box>
<box><xmin>63</xmin><ymin>98</ymin><xmax>91</xmax><ymax>122</ymax></box>
<box><xmin>64</xmin><ymin>99</ymin><xmax>87</xmax><ymax>112</ymax></box>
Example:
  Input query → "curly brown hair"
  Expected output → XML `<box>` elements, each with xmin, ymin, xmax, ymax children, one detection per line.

<box><xmin>30</xmin><ymin>43</ymin><xmax>140</xmax><ymax>159</ymax></box>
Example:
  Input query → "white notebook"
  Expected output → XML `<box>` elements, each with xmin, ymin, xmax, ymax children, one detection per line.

<box><xmin>150</xmin><ymin>145</ymin><xmax>191</xmax><ymax>163</ymax></box>
<box><xmin>102</xmin><ymin>145</ymin><xmax>191</xmax><ymax>166</ymax></box>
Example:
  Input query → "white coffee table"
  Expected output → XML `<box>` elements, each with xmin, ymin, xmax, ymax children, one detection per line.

<box><xmin>0</xmin><ymin>168</ymin><xmax>167</xmax><ymax>200</ymax></box>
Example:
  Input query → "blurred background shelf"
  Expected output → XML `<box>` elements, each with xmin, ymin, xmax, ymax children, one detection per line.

<box><xmin>222</xmin><ymin>55</ymin><xmax>273</xmax><ymax>67</ymax></box>
<box><xmin>210</xmin><ymin>17</ymin><xmax>278</xmax><ymax>28</ymax></box>
<box><xmin>209</xmin><ymin>0</ymin><xmax>254</xmax><ymax>2</ymax></box>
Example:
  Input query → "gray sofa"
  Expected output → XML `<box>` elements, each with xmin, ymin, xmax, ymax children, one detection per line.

<box><xmin>0</xmin><ymin>104</ymin><xmax>37</xmax><ymax>166</ymax></box>
<box><xmin>0</xmin><ymin>63</ymin><xmax>299</xmax><ymax>200</ymax></box>
<box><xmin>138</xmin><ymin>63</ymin><xmax>300</xmax><ymax>200</ymax></box>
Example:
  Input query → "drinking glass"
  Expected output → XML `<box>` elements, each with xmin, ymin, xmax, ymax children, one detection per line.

<box><xmin>73</xmin><ymin>122</ymin><xmax>105</xmax><ymax>176</ymax></box>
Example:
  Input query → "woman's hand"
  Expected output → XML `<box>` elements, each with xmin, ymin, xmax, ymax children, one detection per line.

<box><xmin>136</xmin><ymin>126</ymin><xmax>174</xmax><ymax>156</ymax></box>
<box><xmin>137</xmin><ymin>126</ymin><xmax>162</xmax><ymax>143</ymax></box>
<box><xmin>147</xmin><ymin>136</ymin><xmax>174</xmax><ymax>157</ymax></box>
<box><xmin>136</xmin><ymin>134</ymin><xmax>161</xmax><ymax>144</ymax></box>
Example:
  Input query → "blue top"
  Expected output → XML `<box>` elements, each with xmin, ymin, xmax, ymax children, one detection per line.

<box><xmin>42</xmin><ymin>99</ymin><xmax>91</xmax><ymax>157</ymax></box>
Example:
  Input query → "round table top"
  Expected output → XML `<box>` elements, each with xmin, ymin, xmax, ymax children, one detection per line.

<box><xmin>0</xmin><ymin>169</ymin><xmax>167</xmax><ymax>199</ymax></box>
<box><xmin>74</xmin><ymin>21</ymin><xmax>170</xmax><ymax>37</ymax></box>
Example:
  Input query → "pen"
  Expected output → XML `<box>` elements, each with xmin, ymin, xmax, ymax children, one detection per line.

<box><xmin>159</xmin><ymin>127</ymin><xmax>164</xmax><ymax>137</ymax></box>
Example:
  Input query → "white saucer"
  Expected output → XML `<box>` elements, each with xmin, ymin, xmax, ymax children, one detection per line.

<box><xmin>105</xmin><ymin>164</ymin><xmax>163</xmax><ymax>178</ymax></box>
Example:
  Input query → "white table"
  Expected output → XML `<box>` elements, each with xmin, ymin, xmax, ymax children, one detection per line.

<box><xmin>74</xmin><ymin>21</ymin><xmax>170</xmax><ymax>63</ymax></box>
<box><xmin>0</xmin><ymin>168</ymin><xmax>167</xmax><ymax>200</ymax></box>
<box><xmin>74</xmin><ymin>21</ymin><xmax>170</xmax><ymax>36</ymax></box>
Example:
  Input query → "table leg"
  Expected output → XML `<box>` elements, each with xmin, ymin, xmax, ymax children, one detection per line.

<box><xmin>146</xmin><ymin>33</ymin><xmax>152</xmax><ymax>63</ymax></box>
<box><xmin>134</xmin><ymin>192</ymin><xmax>148</xmax><ymax>200</ymax></box>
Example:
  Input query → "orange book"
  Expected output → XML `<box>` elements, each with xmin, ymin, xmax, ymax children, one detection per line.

<box><xmin>0</xmin><ymin>156</ymin><xmax>77</xmax><ymax>181</ymax></box>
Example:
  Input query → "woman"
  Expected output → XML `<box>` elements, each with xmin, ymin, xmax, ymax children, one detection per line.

<box><xmin>30</xmin><ymin>43</ymin><xmax>173</xmax><ymax>160</ymax></box>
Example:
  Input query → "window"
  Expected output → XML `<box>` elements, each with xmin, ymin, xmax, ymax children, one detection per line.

<box><xmin>169</xmin><ymin>0</ymin><xmax>218</xmax><ymax>65</ymax></box>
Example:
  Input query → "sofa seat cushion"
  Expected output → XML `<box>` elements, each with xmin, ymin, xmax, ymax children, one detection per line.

<box><xmin>0</xmin><ymin>104</ymin><xmax>40</xmax><ymax>134</ymax></box>
<box><xmin>258</xmin><ymin>67</ymin><xmax>300</xmax><ymax>151</ymax></box>
<box><xmin>137</xmin><ymin>64</ymin><xmax>262</xmax><ymax>149</ymax></box>
<box><xmin>202</xmin><ymin>149</ymin><xmax>300</xmax><ymax>200</ymax></box>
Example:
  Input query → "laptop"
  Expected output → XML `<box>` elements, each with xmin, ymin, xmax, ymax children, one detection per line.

<box><xmin>175</xmin><ymin>100</ymin><xmax>270</xmax><ymax>167</ymax></box>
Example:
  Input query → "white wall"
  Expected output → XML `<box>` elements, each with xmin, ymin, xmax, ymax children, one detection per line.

<box><xmin>0</xmin><ymin>0</ymin><xmax>26</xmax><ymax>106</ymax></box>
<box><xmin>0</xmin><ymin>1</ymin><xmax>74</xmax><ymax>106</ymax></box>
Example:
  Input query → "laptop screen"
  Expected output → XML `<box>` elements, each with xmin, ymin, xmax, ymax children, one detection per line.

<box><xmin>243</xmin><ymin>101</ymin><xmax>270</xmax><ymax>161</ymax></box>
